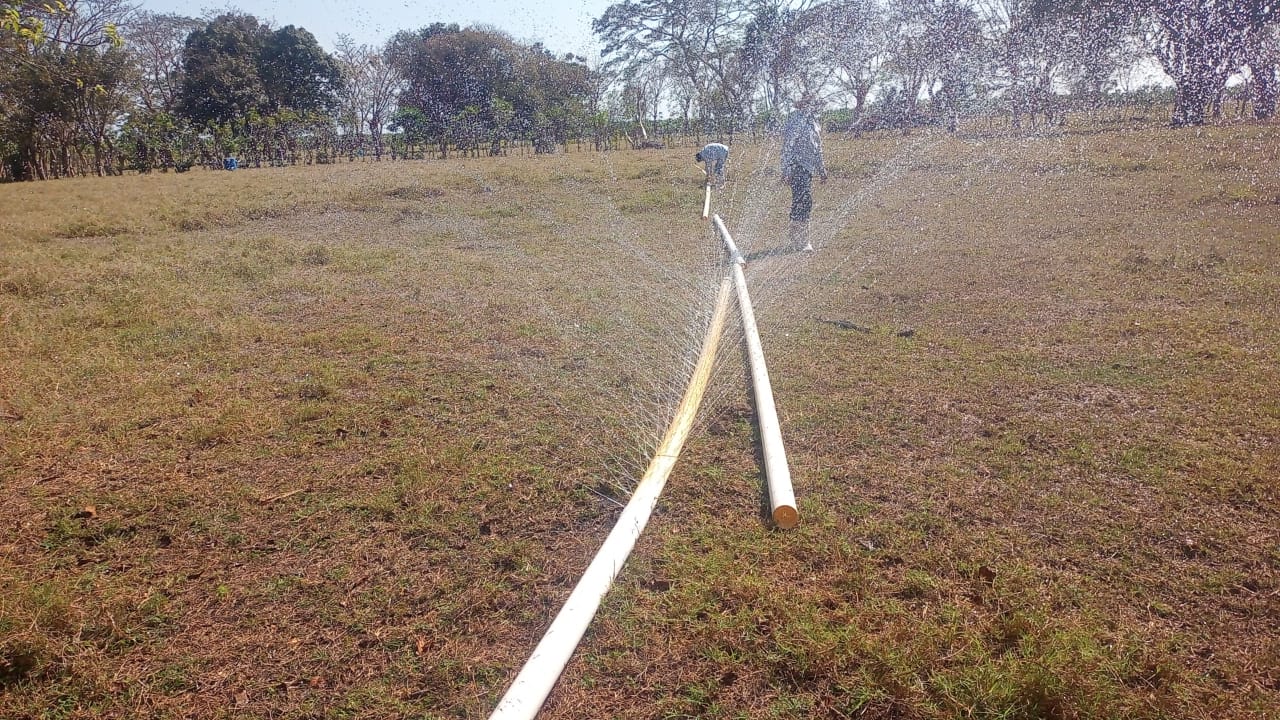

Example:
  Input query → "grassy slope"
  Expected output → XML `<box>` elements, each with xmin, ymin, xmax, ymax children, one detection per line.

<box><xmin>1</xmin><ymin>121</ymin><xmax>1277</xmax><ymax>719</ymax></box>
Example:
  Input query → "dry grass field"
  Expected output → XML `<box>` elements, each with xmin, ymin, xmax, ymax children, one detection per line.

<box><xmin>2</xmin><ymin>119</ymin><xmax>1278</xmax><ymax>719</ymax></box>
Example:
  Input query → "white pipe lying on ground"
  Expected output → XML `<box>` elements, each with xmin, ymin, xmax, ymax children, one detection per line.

<box><xmin>711</xmin><ymin>215</ymin><xmax>745</xmax><ymax>266</ymax></box>
<box><xmin>488</xmin><ymin>276</ymin><xmax>734</xmax><ymax>720</ymax></box>
<box><xmin>702</xmin><ymin>183</ymin><xmax>712</xmax><ymax>219</ymax></box>
<box><xmin>711</xmin><ymin>213</ymin><xmax>799</xmax><ymax>529</ymax></box>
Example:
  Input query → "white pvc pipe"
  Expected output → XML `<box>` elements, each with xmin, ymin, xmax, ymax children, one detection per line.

<box><xmin>711</xmin><ymin>214</ymin><xmax>799</xmax><ymax>529</ymax></box>
<box><xmin>702</xmin><ymin>183</ymin><xmax>712</xmax><ymax>219</ymax></box>
<box><xmin>489</xmin><ymin>276</ymin><xmax>734</xmax><ymax>720</ymax></box>
<box><xmin>711</xmin><ymin>215</ymin><xmax>745</xmax><ymax>266</ymax></box>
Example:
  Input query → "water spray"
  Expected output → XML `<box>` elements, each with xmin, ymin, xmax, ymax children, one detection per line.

<box><xmin>489</xmin><ymin>175</ymin><xmax>802</xmax><ymax>719</ymax></box>
<box><xmin>488</xmin><ymin>276</ymin><xmax>734</xmax><ymax>720</ymax></box>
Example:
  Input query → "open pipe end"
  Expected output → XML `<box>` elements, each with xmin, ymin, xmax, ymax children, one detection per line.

<box><xmin>772</xmin><ymin>505</ymin><xmax>799</xmax><ymax>530</ymax></box>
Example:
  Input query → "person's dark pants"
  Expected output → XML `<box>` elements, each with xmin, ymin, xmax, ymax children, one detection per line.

<box><xmin>788</xmin><ymin>164</ymin><xmax>813</xmax><ymax>221</ymax></box>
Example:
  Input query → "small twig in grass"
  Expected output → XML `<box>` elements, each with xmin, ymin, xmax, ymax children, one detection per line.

<box><xmin>258</xmin><ymin>488</ymin><xmax>307</xmax><ymax>504</ymax></box>
<box><xmin>347</xmin><ymin>573</ymin><xmax>372</xmax><ymax>594</ymax></box>
<box><xmin>937</xmin><ymin>639</ymin><xmax>975</xmax><ymax>663</ymax></box>
<box><xmin>813</xmin><ymin>316</ymin><xmax>871</xmax><ymax>333</ymax></box>
<box><xmin>586</xmin><ymin>486</ymin><xmax>625</xmax><ymax>509</ymax></box>
<box><xmin>25</xmin><ymin>473</ymin><xmax>61</xmax><ymax>489</ymax></box>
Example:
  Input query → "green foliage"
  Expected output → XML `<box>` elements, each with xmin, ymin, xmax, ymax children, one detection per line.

<box><xmin>1</xmin><ymin>1</ymin><xmax>60</xmax><ymax>45</ymax></box>
<box><xmin>258</xmin><ymin>25</ymin><xmax>343</xmax><ymax>115</ymax></box>
<box><xmin>118</xmin><ymin>110</ymin><xmax>198</xmax><ymax>172</ymax></box>
<box><xmin>168</xmin><ymin>14</ymin><xmax>344</xmax><ymax>166</ymax></box>
<box><xmin>389</xmin><ymin>25</ymin><xmax>593</xmax><ymax>155</ymax></box>
<box><xmin>3</xmin><ymin>0</ymin><xmax>1276</xmax><ymax>182</ymax></box>
<box><xmin>0</xmin><ymin>42</ymin><xmax>133</xmax><ymax>179</ymax></box>
<box><xmin>177</xmin><ymin>14</ymin><xmax>341</xmax><ymax>126</ymax></box>
<box><xmin>176</xmin><ymin>14</ymin><xmax>271</xmax><ymax>125</ymax></box>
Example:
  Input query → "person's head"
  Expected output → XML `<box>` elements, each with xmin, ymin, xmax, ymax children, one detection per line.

<box><xmin>796</xmin><ymin>90</ymin><xmax>822</xmax><ymax>113</ymax></box>
<box><xmin>695</xmin><ymin>151</ymin><xmax>704</xmax><ymax>163</ymax></box>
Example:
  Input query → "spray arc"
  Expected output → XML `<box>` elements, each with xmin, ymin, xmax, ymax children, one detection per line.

<box><xmin>489</xmin><ymin>205</ymin><xmax>799</xmax><ymax>718</ymax></box>
<box><xmin>488</xmin><ymin>275</ymin><xmax>734</xmax><ymax>720</ymax></box>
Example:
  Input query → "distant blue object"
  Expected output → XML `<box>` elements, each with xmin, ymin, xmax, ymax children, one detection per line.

<box><xmin>223</xmin><ymin>157</ymin><xmax>238</xmax><ymax>171</ymax></box>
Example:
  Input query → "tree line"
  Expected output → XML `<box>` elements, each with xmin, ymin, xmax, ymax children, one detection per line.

<box><xmin>0</xmin><ymin>3</ymin><xmax>599</xmax><ymax>179</ymax></box>
<box><xmin>595</xmin><ymin>0</ymin><xmax>1277</xmax><ymax>133</ymax></box>
<box><xmin>2</xmin><ymin>0</ymin><xmax>1277</xmax><ymax>181</ymax></box>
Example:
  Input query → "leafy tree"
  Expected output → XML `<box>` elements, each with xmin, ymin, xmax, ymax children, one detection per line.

<box><xmin>394</xmin><ymin>26</ymin><xmax>513</xmax><ymax>157</ymax></box>
<box><xmin>512</xmin><ymin>45</ymin><xmax>593</xmax><ymax>151</ymax></box>
<box><xmin>816</xmin><ymin>0</ymin><xmax>889</xmax><ymax>119</ymax></box>
<box><xmin>925</xmin><ymin>0</ymin><xmax>987</xmax><ymax>130</ymax></box>
<box><xmin>114</xmin><ymin>12</ymin><xmax>201</xmax><ymax>173</ymax></box>
<box><xmin>1145</xmin><ymin>0</ymin><xmax>1277</xmax><ymax>125</ymax></box>
<box><xmin>118</xmin><ymin>109</ymin><xmax>198</xmax><ymax>171</ymax></box>
<box><xmin>741</xmin><ymin>2</ymin><xmax>794</xmax><ymax>113</ymax></box>
<box><xmin>388</xmin><ymin>105</ymin><xmax>431</xmax><ymax>154</ymax></box>
<box><xmin>1</xmin><ymin>43</ymin><xmax>131</xmax><ymax>177</ymax></box>
<box><xmin>1047</xmin><ymin>0</ymin><xmax>1277</xmax><ymax>125</ymax></box>
<box><xmin>1</xmin><ymin>0</ymin><xmax>131</xmax><ymax>179</ymax></box>
<box><xmin>67</xmin><ymin>43</ymin><xmax>132</xmax><ymax>173</ymax></box>
<box><xmin>594</xmin><ymin>0</ymin><xmax>754</xmax><ymax>133</ymax></box>
<box><xmin>880</xmin><ymin>0</ymin><xmax>986</xmax><ymax>128</ymax></box>
<box><xmin>259</xmin><ymin>25</ymin><xmax>341</xmax><ymax>114</ymax></box>
<box><xmin>739</xmin><ymin>0</ymin><xmax>888</xmax><ymax>121</ymax></box>
<box><xmin>617</xmin><ymin>63</ymin><xmax>666</xmax><ymax>144</ymax></box>
<box><xmin>177</xmin><ymin>13</ymin><xmax>271</xmax><ymax>125</ymax></box>
<box><xmin>742</xmin><ymin>2</ymin><xmax>827</xmax><ymax>113</ymax></box>
<box><xmin>3</xmin><ymin>0</ymin><xmax>126</xmax><ymax>57</ymax></box>
<box><xmin>177</xmin><ymin>11</ymin><xmax>342</xmax><ymax>159</ymax></box>
<box><xmin>2</xmin><ymin>1</ymin><xmax>55</xmax><ymax>49</ymax></box>
<box><xmin>390</xmin><ymin>25</ymin><xmax>591</xmax><ymax>156</ymax></box>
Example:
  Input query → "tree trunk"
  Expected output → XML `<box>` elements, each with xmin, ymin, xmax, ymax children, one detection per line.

<box><xmin>1165</xmin><ymin>27</ymin><xmax>1236</xmax><ymax>128</ymax></box>
<box><xmin>853</xmin><ymin>83</ymin><xmax>870</xmax><ymax>119</ymax></box>
<box><xmin>1253</xmin><ymin>63</ymin><xmax>1277</xmax><ymax>120</ymax></box>
<box><xmin>1172</xmin><ymin>76</ymin><xmax>1211</xmax><ymax>126</ymax></box>
<box><xmin>370</xmin><ymin>115</ymin><xmax>384</xmax><ymax>160</ymax></box>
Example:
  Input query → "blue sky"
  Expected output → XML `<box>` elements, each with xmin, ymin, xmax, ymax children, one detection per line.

<box><xmin>140</xmin><ymin>0</ymin><xmax>616</xmax><ymax>56</ymax></box>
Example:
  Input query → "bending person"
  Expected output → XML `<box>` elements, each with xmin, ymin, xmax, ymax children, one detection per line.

<box><xmin>695</xmin><ymin>142</ymin><xmax>730</xmax><ymax>188</ymax></box>
<box><xmin>780</xmin><ymin>95</ymin><xmax>828</xmax><ymax>252</ymax></box>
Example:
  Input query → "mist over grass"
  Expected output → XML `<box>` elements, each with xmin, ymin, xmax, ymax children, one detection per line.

<box><xmin>2</xmin><ymin>120</ymin><xmax>1278</xmax><ymax>718</ymax></box>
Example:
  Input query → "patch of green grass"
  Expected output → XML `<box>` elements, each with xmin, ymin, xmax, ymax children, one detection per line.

<box><xmin>617</xmin><ymin>186</ymin><xmax>682</xmax><ymax>214</ymax></box>
<box><xmin>300</xmin><ymin>243</ymin><xmax>333</xmax><ymax>266</ymax></box>
<box><xmin>54</xmin><ymin>218</ymin><xmax>132</xmax><ymax>238</ymax></box>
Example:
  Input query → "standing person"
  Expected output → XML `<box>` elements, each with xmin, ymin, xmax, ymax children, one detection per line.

<box><xmin>780</xmin><ymin>94</ymin><xmax>828</xmax><ymax>251</ymax></box>
<box><xmin>695</xmin><ymin>142</ymin><xmax>729</xmax><ymax>187</ymax></box>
